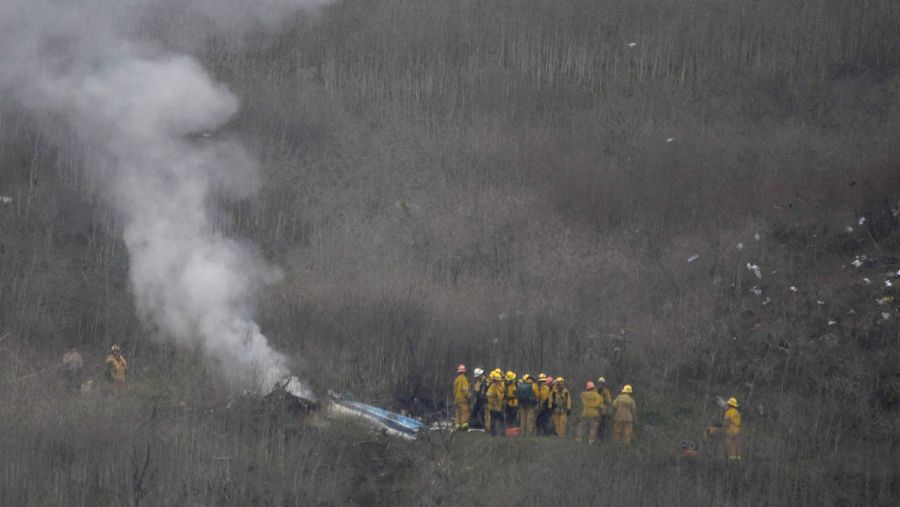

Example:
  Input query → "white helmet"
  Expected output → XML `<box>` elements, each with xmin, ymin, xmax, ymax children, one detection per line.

<box><xmin>473</xmin><ymin>368</ymin><xmax>484</xmax><ymax>377</ymax></box>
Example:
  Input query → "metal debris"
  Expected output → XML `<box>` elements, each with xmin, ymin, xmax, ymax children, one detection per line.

<box><xmin>851</xmin><ymin>258</ymin><xmax>863</xmax><ymax>268</ymax></box>
<box><xmin>666</xmin><ymin>137</ymin><xmax>675</xmax><ymax>143</ymax></box>
<box><xmin>877</xmin><ymin>296</ymin><xmax>894</xmax><ymax>306</ymax></box>
<box><xmin>687</xmin><ymin>254</ymin><xmax>700</xmax><ymax>263</ymax></box>
<box><xmin>845</xmin><ymin>226</ymin><xmax>854</xmax><ymax>233</ymax></box>
<box><xmin>863</xmin><ymin>278</ymin><xmax>872</xmax><ymax>285</ymax></box>
<box><xmin>750</xmin><ymin>286</ymin><xmax>762</xmax><ymax>296</ymax></box>
<box><xmin>789</xmin><ymin>286</ymin><xmax>798</xmax><ymax>293</ymax></box>
<box><xmin>737</xmin><ymin>242</ymin><xmax>744</xmax><ymax>250</ymax></box>
<box><xmin>0</xmin><ymin>196</ymin><xmax>12</xmax><ymax>204</ymax></box>
<box><xmin>882</xmin><ymin>312</ymin><xmax>891</xmax><ymax>321</ymax></box>
<box><xmin>828</xmin><ymin>320</ymin><xmax>837</xmax><ymax>326</ymax></box>
<box><xmin>754</xmin><ymin>233</ymin><xmax>761</xmax><ymax>241</ymax></box>
<box><xmin>327</xmin><ymin>391</ymin><xmax>425</xmax><ymax>440</ymax></box>
<box><xmin>858</xmin><ymin>217</ymin><xmax>867</xmax><ymax>225</ymax></box>
<box><xmin>627</xmin><ymin>42</ymin><xmax>637</xmax><ymax>48</ymax></box>
<box><xmin>762</xmin><ymin>296</ymin><xmax>771</xmax><ymax>305</ymax></box>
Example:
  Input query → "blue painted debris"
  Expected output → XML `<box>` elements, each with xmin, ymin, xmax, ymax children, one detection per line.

<box><xmin>328</xmin><ymin>392</ymin><xmax>425</xmax><ymax>440</ymax></box>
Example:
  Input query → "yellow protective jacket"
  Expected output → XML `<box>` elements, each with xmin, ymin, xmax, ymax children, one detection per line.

<box><xmin>724</xmin><ymin>407</ymin><xmax>741</xmax><ymax>435</ymax></box>
<box><xmin>597</xmin><ymin>387</ymin><xmax>612</xmax><ymax>415</ymax></box>
<box><xmin>538</xmin><ymin>384</ymin><xmax>552</xmax><ymax>409</ymax></box>
<box><xmin>487</xmin><ymin>381</ymin><xmax>505</xmax><ymax>412</ymax></box>
<box><xmin>505</xmin><ymin>381</ymin><xmax>519</xmax><ymax>408</ymax></box>
<box><xmin>580</xmin><ymin>390</ymin><xmax>603</xmax><ymax>418</ymax></box>
<box><xmin>552</xmin><ymin>385</ymin><xmax>572</xmax><ymax>413</ymax></box>
<box><xmin>453</xmin><ymin>374</ymin><xmax>470</xmax><ymax>402</ymax></box>
<box><xmin>105</xmin><ymin>354</ymin><xmax>127</xmax><ymax>382</ymax></box>
<box><xmin>611</xmin><ymin>393</ymin><xmax>636</xmax><ymax>422</ymax></box>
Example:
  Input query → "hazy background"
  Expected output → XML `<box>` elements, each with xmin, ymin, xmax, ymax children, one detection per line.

<box><xmin>1</xmin><ymin>0</ymin><xmax>899</xmax><ymax>504</ymax></box>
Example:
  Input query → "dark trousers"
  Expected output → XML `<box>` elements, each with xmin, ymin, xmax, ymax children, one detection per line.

<box><xmin>536</xmin><ymin>408</ymin><xmax>552</xmax><ymax>435</ymax></box>
<box><xmin>596</xmin><ymin>415</ymin><xmax>609</xmax><ymax>441</ymax></box>
<box><xmin>470</xmin><ymin>399</ymin><xmax>486</xmax><ymax>429</ymax></box>
<box><xmin>489</xmin><ymin>411</ymin><xmax>504</xmax><ymax>436</ymax></box>
<box><xmin>504</xmin><ymin>406</ymin><xmax>518</xmax><ymax>427</ymax></box>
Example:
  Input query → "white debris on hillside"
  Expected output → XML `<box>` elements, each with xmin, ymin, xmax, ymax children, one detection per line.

<box><xmin>687</xmin><ymin>254</ymin><xmax>700</xmax><ymax>263</ymax></box>
<box><xmin>746</xmin><ymin>263</ymin><xmax>762</xmax><ymax>279</ymax></box>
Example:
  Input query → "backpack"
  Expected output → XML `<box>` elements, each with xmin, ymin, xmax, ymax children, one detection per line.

<box><xmin>516</xmin><ymin>382</ymin><xmax>537</xmax><ymax>406</ymax></box>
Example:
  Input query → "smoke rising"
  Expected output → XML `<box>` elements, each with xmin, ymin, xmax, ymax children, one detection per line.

<box><xmin>0</xmin><ymin>0</ymin><xmax>326</xmax><ymax>391</ymax></box>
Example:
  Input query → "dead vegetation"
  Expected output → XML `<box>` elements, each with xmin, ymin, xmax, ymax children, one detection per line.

<box><xmin>1</xmin><ymin>0</ymin><xmax>900</xmax><ymax>504</ymax></box>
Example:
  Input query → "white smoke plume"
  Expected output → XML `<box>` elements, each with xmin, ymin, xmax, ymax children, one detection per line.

<box><xmin>0</xmin><ymin>0</ymin><xmax>327</xmax><ymax>392</ymax></box>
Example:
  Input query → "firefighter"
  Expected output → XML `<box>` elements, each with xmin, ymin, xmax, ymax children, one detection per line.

<box><xmin>453</xmin><ymin>364</ymin><xmax>470</xmax><ymax>431</ymax></box>
<box><xmin>611</xmin><ymin>384</ymin><xmax>636</xmax><ymax>445</ymax></box>
<box><xmin>517</xmin><ymin>374</ymin><xmax>539</xmax><ymax>435</ymax></box>
<box><xmin>595</xmin><ymin>377</ymin><xmax>613</xmax><ymax>441</ymax></box>
<box><xmin>486</xmin><ymin>371</ymin><xmax>506</xmax><ymax>436</ymax></box>
<box><xmin>724</xmin><ymin>397</ymin><xmax>742</xmax><ymax>461</ymax></box>
<box><xmin>535</xmin><ymin>373</ymin><xmax>553</xmax><ymax>435</ymax></box>
<box><xmin>469</xmin><ymin>368</ymin><xmax>487</xmax><ymax>429</ymax></box>
<box><xmin>504</xmin><ymin>371</ymin><xmax>519</xmax><ymax>427</ymax></box>
<box><xmin>104</xmin><ymin>345</ymin><xmax>127</xmax><ymax>395</ymax></box>
<box><xmin>551</xmin><ymin>377</ymin><xmax>572</xmax><ymax>437</ymax></box>
<box><xmin>576</xmin><ymin>381</ymin><xmax>603</xmax><ymax>444</ymax></box>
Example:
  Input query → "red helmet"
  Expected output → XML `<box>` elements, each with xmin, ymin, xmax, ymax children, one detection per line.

<box><xmin>586</xmin><ymin>381</ymin><xmax>596</xmax><ymax>390</ymax></box>
<box><xmin>457</xmin><ymin>364</ymin><xmax>467</xmax><ymax>373</ymax></box>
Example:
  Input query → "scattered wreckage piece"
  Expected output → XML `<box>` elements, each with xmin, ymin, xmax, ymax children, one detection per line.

<box><xmin>326</xmin><ymin>391</ymin><xmax>425</xmax><ymax>440</ymax></box>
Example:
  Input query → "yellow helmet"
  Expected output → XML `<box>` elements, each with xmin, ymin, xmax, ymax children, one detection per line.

<box><xmin>490</xmin><ymin>371</ymin><xmax>502</xmax><ymax>381</ymax></box>
<box><xmin>622</xmin><ymin>385</ymin><xmax>633</xmax><ymax>394</ymax></box>
<box><xmin>555</xmin><ymin>377</ymin><xmax>566</xmax><ymax>384</ymax></box>
<box><xmin>727</xmin><ymin>397</ymin><xmax>739</xmax><ymax>408</ymax></box>
<box><xmin>505</xmin><ymin>371</ymin><xmax>516</xmax><ymax>381</ymax></box>
<box><xmin>521</xmin><ymin>374</ymin><xmax>532</xmax><ymax>382</ymax></box>
<box><xmin>537</xmin><ymin>372</ymin><xmax>547</xmax><ymax>382</ymax></box>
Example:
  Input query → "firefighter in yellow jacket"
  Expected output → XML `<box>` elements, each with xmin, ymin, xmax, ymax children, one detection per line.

<box><xmin>611</xmin><ymin>384</ymin><xmax>636</xmax><ymax>445</ymax></box>
<box><xmin>576</xmin><ymin>381</ymin><xmax>603</xmax><ymax>444</ymax></box>
<box><xmin>551</xmin><ymin>378</ymin><xmax>572</xmax><ymax>437</ymax></box>
<box><xmin>517</xmin><ymin>374</ymin><xmax>540</xmax><ymax>435</ymax></box>
<box><xmin>724</xmin><ymin>397</ymin><xmax>741</xmax><ymax>461</ymax></box>
<box><xmin>504</xmin><ymin>371</ymin><xmax>519</xmax><ymax>427</ymax></box>
<box><xmin>453</xmin><ymin>364</ymin><xmax>470</xmax><ymax>431</ymax></box>
<box><xmin>535</xmin><ymin>373</ymin><xmax>553</xmax><ymax>435</ymax></box>
<box><xmin>486</xmin><ymin>371</ymin><xmax>506</xmax><ymax>437</ymax></box>
<box><xmin>105</xmin><ymin>345</ymin><xmax>127</xmax><ymax>395</ymax></box>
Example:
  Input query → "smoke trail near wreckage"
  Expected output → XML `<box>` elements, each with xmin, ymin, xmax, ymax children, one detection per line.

<box><xmin>0</xmin><ymin>0</ymin><xmax>327</xmax><ymax>391</ymax></box>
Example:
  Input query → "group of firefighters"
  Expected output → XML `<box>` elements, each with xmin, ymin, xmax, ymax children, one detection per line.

<box><xmin>453</xmin><ymin>364</ymin><xmax>742</xmax><ymax>460</ymax></box>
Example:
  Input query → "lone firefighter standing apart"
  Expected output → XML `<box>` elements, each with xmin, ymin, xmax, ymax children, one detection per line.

<box><xmin>105</xmin><ymin>345</ymin><xmax>127</xmax><ymax>395</ymax></box>
<box><xmin>453</xmin><ymin>364</ymin><xmax>470</xmax><ymax>431</ymax></box>
<box><xmin>724</xmin><ymin>397</ymin><xmax>742</xmax><ymax>461</ymax></box>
